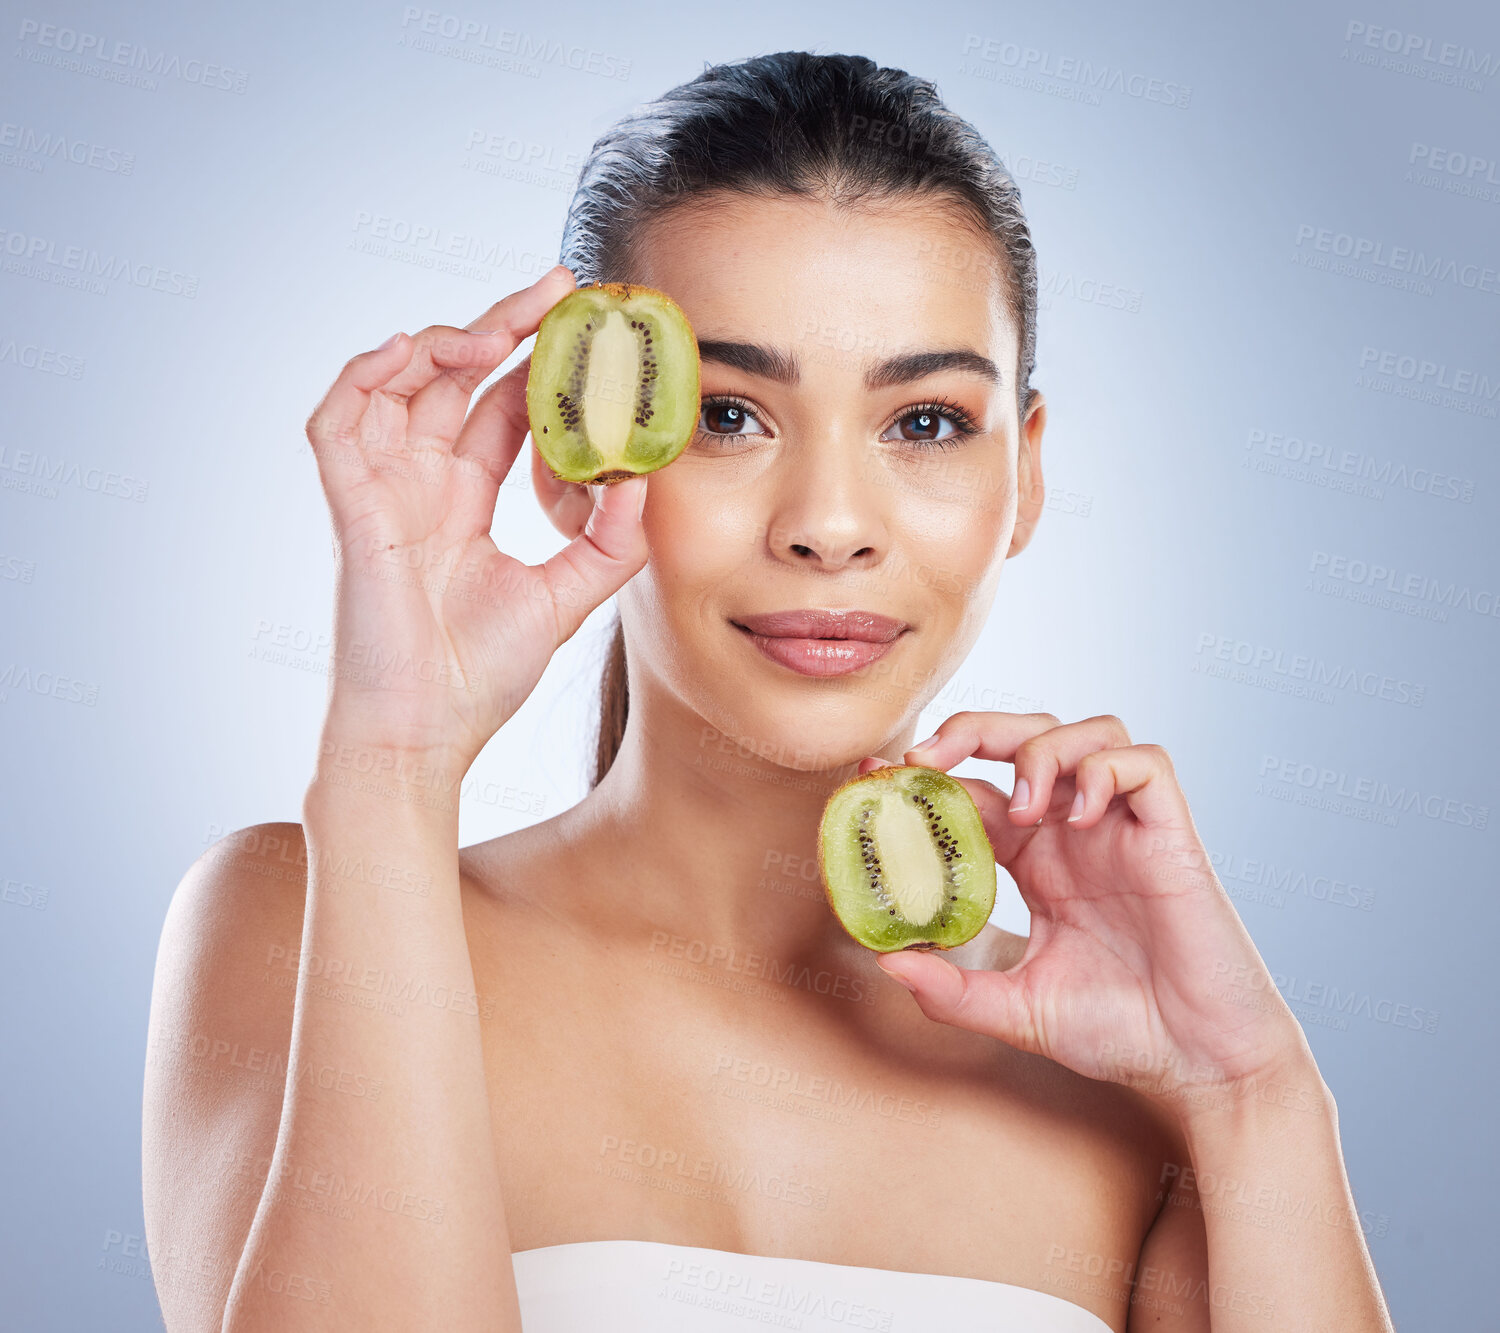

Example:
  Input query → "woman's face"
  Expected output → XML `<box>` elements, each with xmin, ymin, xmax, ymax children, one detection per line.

<box><xmin>565</xmin><ymin>191</ymin><xmax>1045</xmax><ymax>769</ymax></box>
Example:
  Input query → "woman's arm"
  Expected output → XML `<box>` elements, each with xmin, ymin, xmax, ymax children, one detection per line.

<box><xmin>1165</xmin><ymin>1060</ymin><xmax>1391</xmax><ymax>1332</ymax></box>
<box><xmin>867</xmin><ymin>712</ymin><xmax>1396</xmax><ymax>1331</ymax></box>
<box><xmin>1124</xmin><ymin>1058</ymin><xmax>1389</xmax><ymax>1331</ymax></box>
<box><xmin>143</xmin><ymin>263</ymin><xmax>651</xmax><ymax>1331</ymax></box>
<box><xmin>220</xmin><ymin>746</ymin><xmax>517</xmax><ymax>1331</ymax></box>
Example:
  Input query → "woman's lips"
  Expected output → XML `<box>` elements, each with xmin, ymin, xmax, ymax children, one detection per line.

<box><xmin>738</xmin><ymin>632</ymin><xmax>901</xmax><ymax>676</ymax></box>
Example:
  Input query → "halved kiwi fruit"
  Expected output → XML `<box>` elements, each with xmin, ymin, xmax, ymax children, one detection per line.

<box><xmin>819</xmin><ymin>765</ymin><xmax>996</xmax><ymax>953</ymax></box>
<box><xmin>525</xmin><ymin>282</ymin><xmax>700</xmax><ymax>485</ymax></box>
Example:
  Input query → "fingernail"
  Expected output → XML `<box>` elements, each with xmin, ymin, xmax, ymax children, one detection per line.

<box><xmin>1067</xmin><ymin>790</ymin><xmax>1085</xmax><ymax>822</ymax></box>
<box><xmin>910</xmin><ymin>733</ymin><xmax>939</xmax><ymax>754</ymax></box>
<box><xmin>377</xmin><ymin>332</ymin><xmax>402</xmax><ymax>350</ymax></box>
<box><xmin>636</xmin><ymin>480</ymin><xmax>647</xmax><ymax>520</ymax></box>
<box><xmin>1009</xmin><ymin>778</ymin><xmax>1030</xmax><ymax>813</ymax></box>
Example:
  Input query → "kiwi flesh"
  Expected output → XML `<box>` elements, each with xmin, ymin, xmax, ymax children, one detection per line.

<box><xmin>818</xmin><ymin>765</ymin><xmax>996</xmax><ymax>953</ymax></box>
<box><xmin>525</xmin><ymin>282</ymin><xmax>700</xmax><ymax>485</ymax></box>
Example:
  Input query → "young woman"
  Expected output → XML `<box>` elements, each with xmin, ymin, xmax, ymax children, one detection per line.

<box><xmin>143</xmin><ymin>52</ymin><xmax>1395</xmax><ymax>1332</ymax></box>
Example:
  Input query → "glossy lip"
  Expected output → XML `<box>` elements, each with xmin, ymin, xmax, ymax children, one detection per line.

<box><xmin>730</xmin><ymin>609</ymin><xmax>911</xmax><ymax>678</ymax></box>
<box><xmin>730</xmin><ymin>609</ymin><xmax>909</xmax><ymax>642</ymax></box>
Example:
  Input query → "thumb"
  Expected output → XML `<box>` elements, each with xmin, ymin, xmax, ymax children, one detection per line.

<box><xmin>875</xmin><ymin>950</ymin><xmax>1036</xmax><ymax>1050</ymax></box>
<box><xmin>539</xmin><ymin>475</ymin><xmax>649</xmax><ymax>645</ymax></box>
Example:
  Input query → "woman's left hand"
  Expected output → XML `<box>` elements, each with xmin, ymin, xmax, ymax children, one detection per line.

<box><xmin>869</xmin><ymin>712</ymin><xmax>1318</xmax><ymax>1120</ymax></box>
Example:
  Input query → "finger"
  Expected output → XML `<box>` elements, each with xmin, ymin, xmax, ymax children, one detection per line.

<box><xmin>305</xmin><ymin>333</ymin><xmax>411</xmax><ymax>458</ymax></box>
<box><xmin>1007</xmin><ymin>713</ymin><xmax>1133</xmax><ymax>825</ymax></box>
<box><xmin>400</xmin><ymin>326</ymin><xmax>526</xmax><ymax>452</ymax></box>
<box><xmin>530</xmin><ymin>430</ymin><xmax>595</xmax><ymax>537</ymax></box>
<box><xmin>447</xmin><ymin>357</ymin><xmax>534</xmax><ymax>533</ymax></box>
<box><xmin>464</xmin><ymin>264</ymin><xmax>575</xmax><ymax>337</ymax></box>
<box><xmin>450</xmin><ymin>352</ymin><xmax>601</xmax><ymax>539</ymax></box>
<box><xmin>536</xmin><ymin>475</ymin><xmax>649</xmax><ymax>647</ymax></box>
<box><xmin>304</xmin><ymin>333</ymin><xmax>416</xmax><ymax>525</ymax></box>
<box><xmin>874</xmin><ymin>951</ymin><xmax>1039</xmax><ymax>1053</ymax></box>
<box><xmin>947</xmin><ymin>774</ymin><xmax>1039</xmax><ymax>873</ymax></box>
<box><xmin>904</xmin><ymin>711</ymin><xmax>1063</xmax><ymax>774</ymax></box>
<box><xmin>1068</xmin><ymin>744</ymin><xmax>1191</xmax><ymax>830</ymax></box>
<box><xmin>403</xmin><ymin>265</ymin><xmax>577</xmax><ymax>444</ymax></box>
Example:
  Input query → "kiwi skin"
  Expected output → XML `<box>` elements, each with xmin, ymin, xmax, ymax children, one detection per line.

<box><xmin>817</xmin><ymin>764</ymin><xmax>996</xmax><ymax>954</ymax></box>
<box><xmin>525</xmin><ymin>281</ymin><xmax>700</xmax><ymax>486</ymax></box>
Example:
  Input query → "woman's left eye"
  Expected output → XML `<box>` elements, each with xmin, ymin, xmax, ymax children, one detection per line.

<box><xmin>697</xmin><ymin>398</ymin><xmax>766</xmax><ymax>437</ymax></box>
<box><xmin>881</xmin><ymin>406</ymin><xmax>975</xmax><ymax>447</ymax></box>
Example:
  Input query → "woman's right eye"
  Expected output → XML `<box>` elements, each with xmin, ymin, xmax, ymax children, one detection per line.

<box><xmin>698</xmin><ymin>397</ymin><xmax>766</xmax><ymax>438</ymax></box>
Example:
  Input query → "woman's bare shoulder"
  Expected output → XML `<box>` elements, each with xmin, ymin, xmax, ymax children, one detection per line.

<box><xmin>148</xmin><ymin>821</ymin><xmax>313</xmax><ymax>1100</ymax></box>
<box><xmin>154</xmin><ymin>822</ymin><xmax>310</xmax><ymax>995</ymax></box>
<box><xmin>144</xmin><ymin>823</ymin><xmax>311</xmax><ymax>1328</ymax></box>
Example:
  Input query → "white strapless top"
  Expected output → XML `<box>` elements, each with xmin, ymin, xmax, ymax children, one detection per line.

<box><xmin>512</xmin><ymin>1239</ymin><xmax>1113</xmax><ymax>1331</ymax></box>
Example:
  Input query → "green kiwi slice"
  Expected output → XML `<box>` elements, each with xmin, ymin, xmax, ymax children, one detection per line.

<box><xmin>819</xmin><ymin>765</ymin><xmax>996</xmax><ymax>952</ymax></box>
<box><xmin>525</xmin><ymin>282</ymin><xmax>700</xmax><ymax>485</ymax></box>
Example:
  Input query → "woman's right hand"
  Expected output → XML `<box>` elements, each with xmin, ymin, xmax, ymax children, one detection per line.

<box><xmin>303</xmin><ymin>264</ymin><xmax>648</xmax><ymax>769</ymax></box>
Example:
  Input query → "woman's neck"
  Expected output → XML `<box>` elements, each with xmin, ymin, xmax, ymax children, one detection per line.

<box><xmin>560</xmin><ymin>699</ymin><xmax>908</xmax><ymax>967</ymax></box>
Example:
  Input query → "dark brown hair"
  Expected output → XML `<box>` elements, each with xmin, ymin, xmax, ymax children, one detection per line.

<box><xmin>558</xmin><ymin>51</ymin><xmax>1039</xmax><ymax>790</ymax></box>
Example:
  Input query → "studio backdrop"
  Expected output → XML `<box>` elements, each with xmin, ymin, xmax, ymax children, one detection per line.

<box><xmin>2</xmin><ymin>1</ymin><xmax>1496</xmax><ymax>1329</ymax></box>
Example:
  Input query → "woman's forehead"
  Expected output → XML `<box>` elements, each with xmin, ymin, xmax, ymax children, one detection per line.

<box><xmin>629</xmin><ymin>195</ymin><xmax>1014</xmax><ymax>372</ymax></box>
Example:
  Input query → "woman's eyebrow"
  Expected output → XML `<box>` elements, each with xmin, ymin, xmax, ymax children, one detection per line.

<box><xmin>696</xmin><ymin>340</ymin><xmax>1001</xmax><ymax>390</ymax></box>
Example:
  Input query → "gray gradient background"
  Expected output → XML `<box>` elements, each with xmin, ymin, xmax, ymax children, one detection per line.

<box><xmin>2</xmin><ymin>0</ymin><xmax>1497</xmax><ymax>1328</ymax></box>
